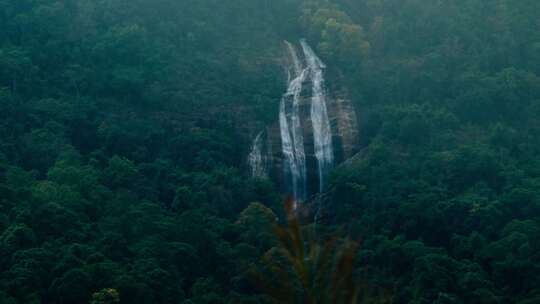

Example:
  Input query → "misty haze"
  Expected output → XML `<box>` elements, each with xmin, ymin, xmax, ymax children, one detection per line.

<box><xmin>0</xmin><ymin>0</ymin><xmax>539</xmax><ymax>303</ymax></box>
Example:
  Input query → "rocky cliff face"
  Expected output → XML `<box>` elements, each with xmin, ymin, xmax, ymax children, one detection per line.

<box><xmin>247</xmin><ymin>41</ymin><xmax>360</xmax><ymax>200</ymax></box>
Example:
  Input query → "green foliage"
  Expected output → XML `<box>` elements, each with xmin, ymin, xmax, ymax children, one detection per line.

<box><xmin>252</xmin><ymin>199</ymin><xmax>392</xmax><ymax>304</ymax></box>
<box><xmin>90</xmin><ymin>288</ymin><xmax>120</xmax><ymax>304</ymax></box>
<box><xmin>301</xmin><ymin>1</ymin><xmax>370</xmax><ymax>62</ymax></box>
<box><xmin>0</xmin><ymin>0</ymin><xmax>539</xmax><ymax>303</ymax></box>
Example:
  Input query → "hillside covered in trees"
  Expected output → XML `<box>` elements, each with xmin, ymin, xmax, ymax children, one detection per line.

<box><xmin>1</xmin><ymin>0</ymin><xmax>540</xmax><ymax>303</ymax></box>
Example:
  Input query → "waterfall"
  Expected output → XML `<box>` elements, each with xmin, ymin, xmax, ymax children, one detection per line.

<box><xmin>301</xmin><ymin>40</ymin><xmax>334</xmax><ymax>192</ymax></box>
<box><xmin>248</xmin><ymin>131</ymin><xmax>266</xmax><ymax>178</ymax></box>
<box><xmin>248</xmin><ymin>39</ymin><xmax>335</xmax><ymax>202</ymax></box>
<box><xmin>280</xmin><ymin>42</ymin><xmax>308</xmax><ymax>201</ymax></box>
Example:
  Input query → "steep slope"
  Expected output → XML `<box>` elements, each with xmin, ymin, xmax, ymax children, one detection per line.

<box><xmin>247</xmin><ymin>40</ymin><xmax>360</xmax><ymax>201</ymax></box>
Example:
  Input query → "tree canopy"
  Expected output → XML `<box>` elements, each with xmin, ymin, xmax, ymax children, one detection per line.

<box><xmin>1</xmin><ymin>0</ymin><xmax>539</xmax><ymax>303</ymax></box>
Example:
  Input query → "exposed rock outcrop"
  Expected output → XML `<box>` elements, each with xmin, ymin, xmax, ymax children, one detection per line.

<box><xmin>247</xmin><ymin>41</ymin><xmax>360</xmax><ymax>200</ymax></box>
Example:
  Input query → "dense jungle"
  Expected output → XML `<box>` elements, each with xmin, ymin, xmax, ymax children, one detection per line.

<box><xmin>1</xmin><ymin>0</ymin><xmax>540</xmax><ymax>303</ymax></box>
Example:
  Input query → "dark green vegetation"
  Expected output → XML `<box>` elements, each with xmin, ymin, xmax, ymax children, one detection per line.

<box><xmin>252</xmin><ymin>198</ymin><xmax>392</xmax><ymax>304</ymax></box>
<box><xmin>1</xmin><ymin>0</ymin><xmax>539</xmax><ymax>303</ymax></box>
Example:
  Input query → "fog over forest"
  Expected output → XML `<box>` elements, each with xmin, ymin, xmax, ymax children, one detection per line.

<box><xmin>1</xmin><ymin>0</ymin><xmax>540</xmax><ymax>303</ymax></box>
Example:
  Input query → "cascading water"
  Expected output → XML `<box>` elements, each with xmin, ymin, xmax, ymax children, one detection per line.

<box><xmin>247</xmin><ymin>39</ymin><xmax>335</xmax><ymax>203</ymax></box>
<box><xmin>247</xmin><ymin>131</ymin><xmax>266</xmax><ymax>178</ymax></box>
<box><xmin>279</xmin><ymin>42</ymin><xmax>308</xmax><ymax>201</ymax></box>
<box><xmin>300</xmin><ymin>40</ymin><xmax>334</xmax><ymax>192</ymax></box>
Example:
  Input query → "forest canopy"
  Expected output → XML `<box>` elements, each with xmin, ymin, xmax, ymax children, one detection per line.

<box><xmin>1</xmin><ymin>0</ymin><xmax>540</xmax><ymax>303</ymax></box>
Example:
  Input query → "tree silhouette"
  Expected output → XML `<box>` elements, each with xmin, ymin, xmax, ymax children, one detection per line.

<box><xmin>252</xmin><ymin>197</ymin><xmax>392</xmax><ymax>304</ymax></box>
